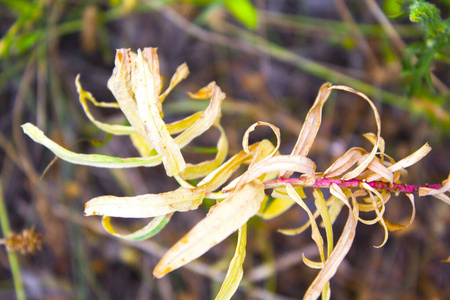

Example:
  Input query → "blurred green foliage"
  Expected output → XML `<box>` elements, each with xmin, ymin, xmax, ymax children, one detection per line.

<box><xmin>401</xmin><ymin>0</ymin><xmax>450</xmax><ymax>96</ymax></box>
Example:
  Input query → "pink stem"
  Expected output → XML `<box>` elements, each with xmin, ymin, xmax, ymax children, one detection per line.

<box><xmin>263</xmin><ymin>177</ymin><xmax>443</xmax><ymax>194</ymax></box>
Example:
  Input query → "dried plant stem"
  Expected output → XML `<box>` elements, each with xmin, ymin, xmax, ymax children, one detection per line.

<box><xmin>264</xmin><ymin>177</ymin><xmax>442</xmax><ymax>194</ymax></box>
<box><xmin>0</xmin><ymin>179</ymin><xmax>26</xmax><ymax>300</ymax></box>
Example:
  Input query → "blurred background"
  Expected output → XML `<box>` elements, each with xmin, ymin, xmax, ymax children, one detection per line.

<box><xmin>0</xmin><ymin>0</ymin><xmax>449</xmax><ymax>299</ymax></box>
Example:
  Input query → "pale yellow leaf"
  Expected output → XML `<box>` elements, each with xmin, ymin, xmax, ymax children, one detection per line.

<box><xmin>180</xmin><ymin>123</ymin><xmax>229</xmax><ymax>180</ymax></box>
<box><xmin>304</xmin><ymin>185</ymin><xmax>358</xmax><ymax>300</ymax></box>
<box><xmin>198</xmin><ymin>142</ymin><xmax>264</xmax><ymax>192</ymax></box>
<box><xmin>281</xmin><ymin>82</ymin><xmax>332</xmax><ymax>178</ymax></box>
<box><xmin>109</xmin><ymin>49</ymin><xmax>148</xmax><ymax>139</ymax></box>
<box><xmin>130</xmin><ymin>133</ymin><xmax>153</xmax><ymax>157</ymax></box>
<box><xmin>215</xmin><ymin>224</ymin><xmax>247</xmax><ymax>300</ymax></box>
<box><xmin>75</xmin><ymin>76</ymin><xmax>135</xmax><ymax>135</ymax></box>
<box><xmin>238</xmin><ymin>155</ymin><xmax>316</xmax><ymax>189</ymax></box>
<box><xmin>363</xmin><ymin>132</ymin><xmax>385</xmax><ymax>153</ymax></box>
<box><xmin>303</xmin><ymin>254</ymin><xmax>324</xmax><ymax>269</ymax></box>
<box><xmin>153</xmin><ymin>180</ymin><xmax>265</xmax><ymax>278</ymax></box>
<box><xmin>21</xmin><ymin>123</ymin><xmax>162</xmax><ymax>168</ymax></box>
<box><xmin>159</xmin><ymin>62</ymin><xmax>189</xmax><ymax>103</ymax></box>
<box><xmin>141</xmin><ymin>48</ymin><xmax>162</xmax><ymax>108</ymax></box>
<box><xmin>313</xmin><ymin>188</ymin><xmax>333</xmax><ymax>258</ymax></box>
<box><xmin>84</xmin><ymin>187</ymin><xmax>205</xmax><ymax>218</ymax></box>
<box><xmin>188</xmin><ymin>81</ymin><xmax>216</xmax><ymax>99</ymax></box>
<box><xmin>175</xmin><ymin>82</ymin><xmax>225</xmax><ymax>149</ymax></box>
<box><xmin>286</xmin><ymin>184</ymin><xmax>325</xmax><ymax>265</ymax></box>
<box><xmin>242</xmin><ymin>121</ymin><xmax>280</xmax><ymax>160</ymax></box>
<box><xmin>259</xmin><ymin>197</ymin><xmax>295</xmax><ymax>220</ymax></box>
<box><xmin>133</xmin><ymin>49</ymin><xmax>186</xmax><ymax>176</ymax></box>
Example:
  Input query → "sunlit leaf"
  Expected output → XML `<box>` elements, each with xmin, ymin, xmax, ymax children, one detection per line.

<box><xmin>224</xmin><ymin>0</ymin><xmax>258</xmax><ymax>29</ymax></box>
<box><xmin>175</xmin><ymin>82</ymin><xmax>225</xmax><ymax>149</ymax></box>
<box><xmin>198</xmin><ymin>141</ymin><xmax>266</xmax><ymax>191</ymax></box>
<box><xmin>133</xmin><ymin>49</ymin><xmax>186</xmax><ymax>176</ymax></box>
<box><xmin>215</xmin><ymin>224</ymin><xmax>247</xmax><ymax>300</ymax></box>
<box><xmin>21</xmin><ymin>123</ymin><xmax>162</xmax><ymax>168</ymax></box>
<box><xmin>85</xmin><ymin>187</ymin><xmax>206</xmax><ymax>218</ymax></box>
<box><xmin>259</xmin><ymin>197</ymin><xmax>295</xmax><ymax>220</ymax></box>
<box><xmin>313</xmin><ymin>188</ymin><xmax>333</xmax><ymax>258</ymax></box>
<box><xmin>159</xmin><ymin>62</ymin><xmax>189</xmax><ymax>103</ymax></box>
<box><xmin>180</xmin><ymin>123</ymin><xmax>228</xmax><ymax>180</ymax></box>
<box><xmin>153</xmin><ymin>180</ymin><xmax>265</xmax><ymax>278</ymax></box>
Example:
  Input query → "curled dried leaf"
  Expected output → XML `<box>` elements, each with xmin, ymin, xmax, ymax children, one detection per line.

<box><xmin>281</xmin><ymin>82</ymin><xmax>331</xmax><ymax>178</ymax></box>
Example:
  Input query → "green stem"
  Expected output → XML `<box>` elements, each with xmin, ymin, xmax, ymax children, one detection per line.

<box><xmin>0</xmin><ymin>178</ymin><xmax>26</xmax><ymax>300</ymax></box>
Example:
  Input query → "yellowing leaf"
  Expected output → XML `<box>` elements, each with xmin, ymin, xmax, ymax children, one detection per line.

<box><xmin>102</xmin><ymin>213</ymin><xmax>172</xmax><ymax>241</ymax></box>
<box><xmin>76</xmin><ymin>75</ymin><xmax>135</xmax><ymax>135</ymax></box>
<box><xmin>84</xmin><ymin>187</ymin><xmax>205</xmax><ymax>218</ymax></box>
<box><xmin>286</xmin><ymin>184</ymin><xmax>325</xmax><ymax>265</ymax></box>
<box><xmin>215</xmin><ymin>224</ymin><xmax>247</xmax><ymax>300</ymax></box>
<box><xmin>188</xmin><ymin>81</ymin><xmax>216</xmax><ymax>99</ymax></box>
<box><xmin>109</xmin><ymin>49</ymin><xmax>148</xmax><ymax>139</ymax></box>
<box><xmin>153</xmin><ymin>180</ymin><xmax>265</xmax><ymax>278</ymax></box>
<box><xmin>198</xmin><ymin>141</ymin><xmax>265</xmax><ymax>192</ymax></box>
<box><xmin>313</xmin><ymin>188</ymin><xmax>333</xmax><ymax>258</ymax></box>
<box><xmin>281</xmin><ymin>83</ymin><xmax>331</xmax><ymax>178</ymax></box>
<box><xmin>181</xmin><ymin>123</ymin><xmax>229</xmax><ymax>180</ymax></box>
<box><xmin>259</xmin><ymin>197</ymin><xmax>295</xmax><ymax>220</ymax></box>
<box><xmin>175</xmin><ymin>82</ymin><xmax>225</xmax><ymax>149</ymax></box>
<box><xmin>133</xmin><ymin>49</ymin><xmax>186</xmax><ymax>176</ymax></box>
<box><xmin>305</xmin><ymin>184</ymin><xmax>358</xmax><ymax>300</ymax></box>
<box><xmin>21</xmin><ymin>123</ymin><xmax>162</xmax><ymax>168</ymax></box>
<box><xmin>159</xmin><ymin>62</ymin><xmax>189</xmax><ymax>103</ymax></box>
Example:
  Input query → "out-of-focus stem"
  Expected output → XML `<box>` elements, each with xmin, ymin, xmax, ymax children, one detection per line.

<box><xmin>0</xmin><ymin>179</ymin><xmax>26</xmax><ymax>300</ymax></box>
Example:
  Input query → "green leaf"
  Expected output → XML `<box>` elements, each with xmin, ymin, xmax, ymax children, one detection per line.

<box><xmin>102</xmin><ymin>214</ymin><xmax>172</xmax><ymax>241</ymax></box>
<box><xmin>21</xmin><ymin>123</ymin><xmax>163</xmax><ymax>168</ymax></box>
<box><xmin>224</xmin><ymin>0</ymin><xmax>258</xmax><ymax>29</ymax></box>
